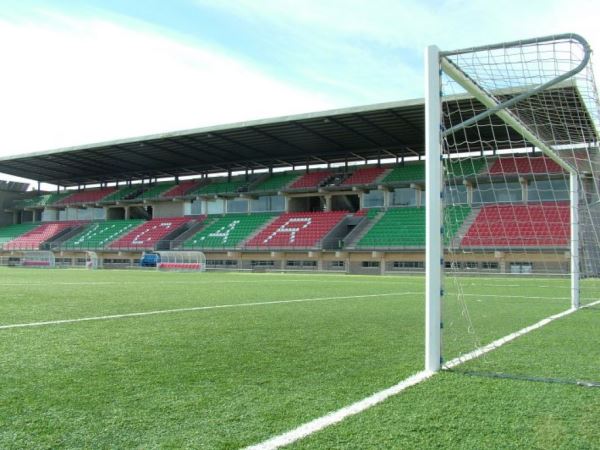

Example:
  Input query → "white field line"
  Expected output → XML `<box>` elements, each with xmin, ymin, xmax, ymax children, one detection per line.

<box><xmin>0</xmin><ymin>279</ymin><xmax>424</xmax><ymax>287</ymax></box>
<box><xmin>0</xmin><ymin>292</ymin><xmax>413</xmax><ymax>331</ymax></box>
<box><xmin>244</xmin><ymin>298</ymin><xmax>600</xmax><ymax>450</ymax></box>
<box><xmin>244</xmin><ymin>370</ymin><xmax>435</xmax><ymax>450</ymax></box>
<box><xmin>443</xmin><ymin>298</ymin><xmax>600</xmax><ymax>369</ymax></box>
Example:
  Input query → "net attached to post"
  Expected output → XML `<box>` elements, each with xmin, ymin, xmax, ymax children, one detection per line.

<box><xmin>21</xmin><ymin>251</ymin><xmax>55</xmax><ymax>268</ymax></box>
<box><xmin>156</xmin><ymin>251</ymin><xmax>206</xmax><ymax>272</ymax></box>
<box><xmin>429</xmin><ymin>34</ymin><xmax>600</xmax><ymax>384</ymax></box>
<box><xmin>85</xmin><ymin>251</ymin><xmax>100</xmax><ymax>270</ymax></box>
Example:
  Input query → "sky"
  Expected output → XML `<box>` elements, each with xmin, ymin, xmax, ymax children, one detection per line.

<box><xmin>1</xmin><ymin>0</ymin><xmax>600</xmax><ymax>186</ymax></box>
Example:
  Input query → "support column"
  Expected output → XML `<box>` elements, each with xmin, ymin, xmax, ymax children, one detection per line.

<box><xmin>425</xmin><ymin>45</ymin><xmax>442</xmax><ymax>372</ymax></box>
<box><xmin>570</xmin><ymin>172</ymin><xmax>580</xmax><ymax>309</ymax></box>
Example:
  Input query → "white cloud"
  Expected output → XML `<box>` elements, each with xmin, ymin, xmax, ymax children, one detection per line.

<box><xmin>0</xmin><ymin>11</ymin><xmax>336</xmax><ymax>162</ymax></box>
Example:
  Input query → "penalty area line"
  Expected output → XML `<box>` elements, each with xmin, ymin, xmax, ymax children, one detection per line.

<box><xmin>244</xmin><ymin>298</ymin><xmax>600</xmax><ymax>450</ymax></box>
<box><xmin>0</xmin><ymin>292</ymin><xmax>414</xmax><ymax>331</ymax></box>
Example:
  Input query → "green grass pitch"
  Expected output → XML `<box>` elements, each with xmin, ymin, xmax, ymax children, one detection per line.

<box><xmin>0</xmin><ymin>268</ymin><xmax>598</xmax><ymax>448</ymax></box>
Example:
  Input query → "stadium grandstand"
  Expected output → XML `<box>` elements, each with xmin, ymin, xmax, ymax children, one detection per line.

<box><xmin>0</xmin><ymin>92</ymin><xmax>596</xmax><ymax>274</ymax></box>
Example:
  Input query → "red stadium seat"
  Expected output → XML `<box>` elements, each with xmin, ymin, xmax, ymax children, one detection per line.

<box><xmin>461</xmin><ymin>203</ymin><xmax>569</xmax><ymax>247</ymax></box>
<box><xmin>245</xmin><ymin>211</ymin><xmax>347</xmax><ymax>248</ymax></box>
<box><xmin>109</xmin><ymin>217</ymin><xmax>193</xmax><ymax>250</ymax></box>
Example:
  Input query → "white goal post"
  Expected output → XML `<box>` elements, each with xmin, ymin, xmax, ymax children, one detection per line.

<box><xmin>425</xmin><ymin>34</ymin><xmax>600</xmax><ymax>372</ymax></box>
<box><xmin>156</xmin><ymin>251</ymin><xmax>206</xmax><ymax>272</ymax></box>
<box><xmin>85</xmin><ymin>251</ymin><xmax>101</xmax><ymax>270</ymax></box>
<box><xmin>21</xmin><ymin>250</ymin><xmax>56</xmax><ymax>268</ymax></box>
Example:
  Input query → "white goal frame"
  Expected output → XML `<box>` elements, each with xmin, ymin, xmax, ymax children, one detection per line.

<box><xmin>156</xmin><ymin>251</ymin><xmax>206</xmax><ymax>272</ymax></box>
<box><xmin>21</xmin><ymin>250</ymin><xmax>56</xmax><ymax>268</ymax></box>
<box><xmin>85</xmin><ymin>251</ymin><xmax>101</xmax><ymax>269</ymax></box>
<box><xmin>425</xmin><ymin>34</ymin><xmax>592</xmax><ymax>372</ymax></box>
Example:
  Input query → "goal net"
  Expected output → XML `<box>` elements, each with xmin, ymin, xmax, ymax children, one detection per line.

<box><xmin>426</xmin><ymin>34</ymin><xmax>600</xmax><ymax>383</ymax></box>
<box><xmin>156</xmin><ymin>251</ymin><xmax>206</xmax><ymax>272</ymax></box>
<box><xmin>21</xmin><ymin>251</ymin><xmax>56</xmax><ymax>268</ymax></box>
<box><xmin>85</xmin><ymin>251</ymin><xmax>101</xmax><ymax>270</ymax></box>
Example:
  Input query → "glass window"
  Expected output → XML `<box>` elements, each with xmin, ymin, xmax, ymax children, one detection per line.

<box><xmin>227</xmin><ymin>198</ymin><xmax>248</xmax><ymax>213</ymax></box>
<box><xmin>473</xmin><ymin>182</ymin><xmax>522</xmax><ymax>204</ymax></box>
<box><xmin>363</xmin><ymin>190</ymin><xmax>384</xmax><ymax>208</ymax></box>
<box><xmin>528</xmin><ymin>178</ymin><xmax>568</xmax><ymax>202</ymax></box>
<box><xmin>392</xmin><ymin>188</ymin><xmax>417</xmax><ymax>206</ymax></box>
<box><xmin>207</xmin><ymin>199</ymin><xmax>224</xmax><ymax>214</ymax></box>
<box><xmin>443</xmin><ymin>184</ymin><xmax>468</xmax><ymax>204</ymax></box>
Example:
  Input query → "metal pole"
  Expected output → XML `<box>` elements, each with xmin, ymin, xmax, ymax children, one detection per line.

<box><xmin>571</xmin><ymin>172</ymin><xmax>580</xmax><ymax>309</ymax></box>
<box><xmin>425</xmin><ymin>45</ymin><xmax>442</xmax><ymax>372</ymax></box>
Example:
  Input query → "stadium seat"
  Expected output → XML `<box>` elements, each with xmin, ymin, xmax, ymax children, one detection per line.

<box><xmin>245</xmin><ymin>211</ymin><xmax>347</xmax><ymax>248</ymax></box>
<box><xmin>61</xmin><ymin>220</ymin><xmax>145</xmax><ymax>249</ymax></box>
<box><xmin>101</xmin><ymin>186</ymin><xmax>142</xmax><ymax>202</ymax></box>
<box><xmin>446</xmin><ymin>158</ymin><xmax>488</xmax><ymax>177</ymax></box>
<box><xmin>488</xmin><ymin>156</ymin><xmax>564</xmax><ymax>175</ymax></box>
<box><xmin>182</xmin><ymin>213</ymin><xmax>276</xmax><ymax>249</ymax></box>
<box><xmin>109</xmin><ymin>217</ymin><xmax>194</xmax><ymax>250</ymax></box>
<box><xmin>4</xmin><ymin>221</ymin><xmax>84</xmax><ymax>250</ymax></box>
<box><xmin>13</xmin><ymin>192</ymin><xmax>73</xmax><ymax>209</ymax></box>
<box><xmin>190</xmin><ymin>180</ymin><xmax>247</xmax><ymax>196</ymax></box>
<box><xmin>251</xmin><ymin>173</ymin><xmax>300</xmax><ymax>192</ymax></box>
<box><xmin>162</xmin><ymin>180</ymin><xmax>202</xmax><ymax>198</ymax></box>
<box><xmin>133</xmin><ymin>183</ymin><xmax>177</xmax><ymax>200</ymax></box>
<box><xmin>56</xmin><ymin>188</ymin><xmax>117</xmax><ymax>205</ymax></box>
<box><xmin>356</xmin><ymin>206</ymin><xmax>470</xmax><ymax>248</ymax></box>
<box><xmin>341</xmin><ymin>167</ymin><xmax>387</xmax><ymax>186</ymax></box>
<box><xmin>382</xmin><ymin>163</ymin><xmax>424</xmax><ymax>183</ymax></box>
<box><xmin>288</xmin><ymin>171</ymin><xmax>334</xmax><ymax>190</ymax></box>
<box><xmin>461</xmin><ymin>203</ymin><xmax>569</xmax><ymax>247</ymax></box>
<box><xmin>0</xmin><ymin>223</ymin><xmax>40</xmax><ymax>246</ymax></box>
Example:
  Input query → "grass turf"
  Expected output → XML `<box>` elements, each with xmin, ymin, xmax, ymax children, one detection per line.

<box><xmin>0</xmin><ymin>268</ymin><xmax>597</xmax><ymax>448</ymax></box>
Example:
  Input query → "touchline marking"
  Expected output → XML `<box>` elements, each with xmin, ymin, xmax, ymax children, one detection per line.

<box><xmin>0</xmin><ymin>292</ymin><xmax>413</xmax><ymax>331</ymax></box>
<box><xmin>244</xmin><ymin>298</ymin><xmax>600</xmax><ymax>450</ymax></box>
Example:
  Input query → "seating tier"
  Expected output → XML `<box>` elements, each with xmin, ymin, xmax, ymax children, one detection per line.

<box><xmin>61</xmin><ymin>220</ymin><xmax>144</xmax><ymax>249</ymax></box>
<box><xmin>357</xmin><ymin>208</ymin><xmax>425</xmax><ymax>247</ymax></box>
<box><xmin>108</xmin><ymin>217</ymin><xmax>192</xmax><ymax>250</ymax></box>
<box><xmin>461</xmin><ymin>203</ymin><xmax>569</xmax><ymax>247</ymax></box>
<box><xmin>356</xmin><ymin>206</ymin><xmax>470</xmax><ymax>248</ymax></box>
<box><xmin>4</xmin><ymin>221</ymin><xmax>83</xmax><ymax>250</ymax></box>
<box><xmin>252</xmin><ymin>173</ymin><xmax>300</xmax><ymax>192</ymax></box>
<box><xmin>488</xmin><ymin>156</ymin><xmax>564</xmax><ymax>175</ymax></box>
<box><xmin>0</xmin><ymin>223</ymin><xmax>39</xmax><ymax>245</ymax></box>
<box><xmin>191</xmin><ymin>180</ymin><xmax>246</xmax><ymax>196</ymax></box>
<box><xmin>382</xmin><ymin>163</ymin><xmax>424</xmax><ymax>183</ymax></box>
<box><xmin>289</xmin><ymin>171</ymin><xmax>333</xmax><ymax>189</ymax></box>
<box><xmin>341</xmin><ymin>167</ymin><xmax>386</xmax><ymax>186</ymax></box>
<box><xmin>182</xmin><ymin>213</ymin><xmax>275</xmax><ymax>249</ymax></box>
<box><xmin>133</xmin><ymin>183</ymin><xmax>177</xmax><ymax>200</ymax></box>
<box><xmin>56</xmin><ymin>188</ymin><xmax>117</xmax><ymax>205</ymax></box>
<box><xmin>446</xmin><ymin>158</ymin><xmax>488</xmax><ymax>177</ymax></box>
<box><xmin>101</xmin><ymin>186</ymin><xmax>141</xmax><ymax>202</ymax></box>
<box><xmin>162</xmin><ymin>180</ymin><xmax>202</xmax><ymax>198</ymax></box>
<box><xmin>14</xmin><ymin>192</ymin><xmax>71</xmax><ymax>209</ymax></box>
<box><xmin>245</xmin><ymin>211</ymin><xmax>347</xmax><ymax>248</ymax></box>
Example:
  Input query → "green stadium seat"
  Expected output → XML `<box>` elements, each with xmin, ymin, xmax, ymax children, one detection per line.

<box><xmin>190</xmin><ymin>180</ymin><xmax>247</xmax><ymax>196</ymax></box>
<box><xmin>133</xmin><ymin>183</ymin><xmax>177</xmax><ymax>200</ymax></box>
<box><xmin>251</xmin><ymin>173</ymin><xmax>300</xmax><ymax>192</ymax></box>
<box><xmin>102</xmin><ymin>186</ymin><xmax>142</xmax><ymax>202</ymax></box>
<box><xmin>0</xmin><ymin>223</ymin><xmax>39</xmax><ymax>245</ymax></box>
<box><xmin>182</xmin><ymin>213</ymin><xmax>276</xmax><ymax>249</ymax></box>
<box><xmin>356</xmin><ymin>206</ymin><xmax>471</xmax><ymax>248</ymax></box>
<box><xmin>61</xmin><ymin>220</ymin><xmax>145</xmax><ymax>250</ymax></box>
<box><xmin>382</xmin><ymin>163</ymin><xmax>425</xmax><ymax>183</ymax></box>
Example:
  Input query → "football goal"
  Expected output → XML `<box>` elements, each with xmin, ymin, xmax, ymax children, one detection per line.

<box><xmin>156</xmin><ymin>251</ymin><xmax>206</xmax><ymax>272</ymax></box>
<box><xmin>425</xmin><ymin>34</ymin><xmax>600</xmax><ymax>378</ymax></box>
<box><xmin>85</xmin><ymin>251</ymin><xmax>101</xmax><ymax>269</ymax></box>
<box><xmin>20</xmin><ymin>250</ymin><xmax>56</xmax><ymax>268</ymax></box>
